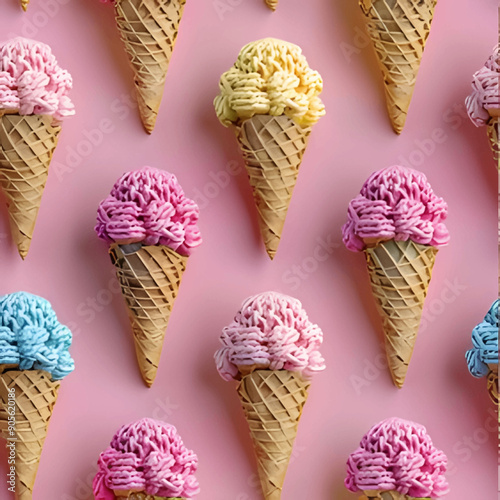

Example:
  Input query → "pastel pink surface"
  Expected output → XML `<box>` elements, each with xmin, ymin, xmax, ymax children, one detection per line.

<box><xmin>0</xmin><ymin>0</ymin><xmax>497</xmax><ymax>499</ymax></box>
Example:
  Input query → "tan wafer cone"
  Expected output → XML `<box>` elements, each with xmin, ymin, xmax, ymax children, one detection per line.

<box><xmin>110</xmin><ymin>242</ymin><xmax>187</xmax><ymax>387</ymax></box>
<box><xmin>235</xmin><ymin>114</ymin><xmax>311</xmax><ymax>259</ymax></box>
<box><xmin>264</xmin><ymin>0</ymin><xmax>278</xmax><ymax>10</ymax></box>
<box><xmin>362</xmin><ymin>491</ymin><xmax>429</xmax><ymax>499</ymax></box>
<box><xmin>364</xmin><ymin>239</ymin><xmax>437</xmax><ymax>388</ymax></box>
<box><xmin>237</xmin><ymin>369</ymin><xmax>310</xmax><ymax>500</ymax></box>
<box><xmin>114</xmin><ymin>491</ymin><xmax>186</xmax><ymax>499</ymax></box>
<box><xmin>487</xmin><ymin>367</ymin><xmax>499</xmax><ymax>406</ymax></box>
<box><xmin>359</xmin><ymin>0</ymin><xmax>437</xmax><ymax>134</ymax></box>
<box><xmin>114</xmin><ymin>0</ymin><xmax>187</xmax><ymax>134</ymax></box>
<box><xmin>487</xmin><ymin>111</ymin><xmax>500</xmax><ymax>169</ymax></box>
<box><xmin>20</xmin><ymin>0</ymin><xmax>29</xmax><ymax>10</ymax></box>
<box><xmin>0</xmin><ymin>367</ymin><xmax>60</xmax><ymax>500</ymax></box>
<box><xmin>0</xmin><ymin>112</ymin><xmax>61</xmax><ymax>259</ymax></box>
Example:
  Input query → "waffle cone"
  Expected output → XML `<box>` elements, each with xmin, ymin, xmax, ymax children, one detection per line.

<box><xmin>487</xmin><ymin>116</ymin><xmax>499</xmax><ymax>169</ymax></box>
<box><xmin>114</xmin><ymin>492</ymin><xmax>186</xmax><ymax>499</ymax></box>
<box><xmin>110</xmin><ymin>243</ymin><xmax>187</xmax><ymax>387</ymax></box>
<box><xmin>362</xmin><ymin>491</ymin><xmax>429</xmax><ymax>499</ymax></box>
<box><xmin>114</xmin><ymin>0</ymin><xmax>186</xmax><ymax>133</ymax></box>
<box><xmin>0</xmin><ymin>113</ymin><xmax>60</xmax><ymax>259</ymax></box>
<box><xmin>264</xmin><ymin>0</ymin><xmax>278</xmax><ymax>10</ymax></box>
<box><xmin>235</xmin><ymin>115</ymin><xmax>311</xmax><ymax>259</ymax></box>
<box><xmin>237</xmin><ymin>369</ymin><xmax>310</xmax><ymax>500</ymax></box>
<box><xmin>20</xmin><ymin>0</ymin><xmax>29</xmax><ymax>10</ymax></box>
<box><xmin>364</xmin><ymin>239</ymin><xmax>437</xmax><ymax>388</ymax></box>
<box><xmin>0</xmin><ymin>368</ymin><xmax>60</xmax><ymax>500</ymax></box>
<box><xmin>487</xmin><ymin>369</ymin><xmax>499</xmax><ymax>406</ymax></box>
<box><xmin>359</xmin><ymin>0</ymin><xmax>437</xmax><ymax>134</ymax></box>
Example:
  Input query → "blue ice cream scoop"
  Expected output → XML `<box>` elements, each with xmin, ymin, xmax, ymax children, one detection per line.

<box><xmin>0</xmin><ymin>292</ymin><xmax>75</xmax><ymax>380</ymax></box>
<box><xmin>466</xmin><ymin>300</ymin><xmax>499</xmax><ymax>378</ymax></box>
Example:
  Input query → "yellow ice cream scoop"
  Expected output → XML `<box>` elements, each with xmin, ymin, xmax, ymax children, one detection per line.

<box><xmin>214</xmin><ymin>38</ymin><xmax>325</xmax><ymax>128</ymax></box>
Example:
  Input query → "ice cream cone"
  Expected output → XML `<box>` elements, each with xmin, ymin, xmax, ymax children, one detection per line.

<box><xmin>110</xmin><ymin>242</ymin><xmax>187</xmax><ymax>387</ymax></box>
<box><xmin>362</xmin><ymin>491</ymin><xmax>429</xmax><ymax>500</ymax></box>
<box><xmin>487</xmin><ymin>364</ymin><xmax>499</xmax><ymax>406</ymax></box>
<box><xmin>235</xmin><ymin>114</ymin><xmax>311</xmax><ymax>259</ymax></box>
<box><xmin>237</xmin><ymin>369</ymin><xmax>310</xmax><ymax>500</ymax></box>
<box><xmin>364</xmin><ymin>239</ymin><xmax>437</xmax><ymax>388</ymax></box>
<box><xmin>264</xmin><ymin>0</ymin><xmax>278</xmax><ymax>10</ymax></box>
<box><xmin>0</xmin><ymin>112</ymin><xmax>61</xmax><ymax>259</ymax></box>
<box><xmin>359</xmin><ymin>0</ymin><xmax>437</xmax><ymax>133</ymax></box>
<box><xmin>0</xmin><ymin>367</ymin><xmax>60</xmax><ymax>500</ymax></box>
<box><xmin>487</xmin><ymin>109</ymin><xmax>500</xmax><ymax>168</ymax></box>
<box><xmin>113</xmin><ymin>0</ymin><xmax>186</xmax><ymax>134</ymax></box>
<box><xmin>114</xmin><ymin>492</ymin><xmax>186</xmax><ymax>499</ymax></box>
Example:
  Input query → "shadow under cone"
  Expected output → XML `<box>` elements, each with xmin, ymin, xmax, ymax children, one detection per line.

<box><xmin>110</xmin><ymin>243</ymin><xmax>187</xmax><ymax>387</ymax></box>
<box><xmin>364</xmin><ymin>239</ymin><xmax>437</xmax><ymax>388</ymax></box>
<box><xmin>359</xmin><ymin>0</ymin><xmax>437</xmax><ymax>134</ymax></box>
<box><xmin>235</xmin><ymin>115</ymin><xmax>311</xmax><ymax>259</ymax></box>
<box><xmin>0</xmin><ymin>113</ymin><xmax>60</xmax><ymax>259</ymax></box>
<box><xmin>237</xmin><ymin>369</ymin><xmax>310</xmax><ymax>500</ymax></box>
<box><xmin>114</xmin><ymin>0</ymin><xmax>186</xmax><ymax>134</ymax></box>
<box><xmin>0</xmin><ymin>368</ymin><xmax>60</xmax><ymax>500</ymax></box>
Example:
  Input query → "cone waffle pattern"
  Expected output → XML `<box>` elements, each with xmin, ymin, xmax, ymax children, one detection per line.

<box><xmin>0</xmin><ymin>113</ymin><xmax>60</xmax><ymax>259</ymax></box>
<box><xmin>0</xmin><ymin>369</ymin><xmax>60</xmax><ymax>500</ymax></box>
<box><xmin>115</xmin><ymin>0</ymin><xmax>186</xmax><ymax>133</ymax></box>
<box><xmin>364</xmin><ymin>239</ymin><xmax>437</xmax><ymax>388</ymax></box>
<box><xmin>264</xmin><ymin>0</ymin><xmax>278</xmax><ymax>10</ymax></box>
<box><xmin>110</xmin><ymin>244</ymin><xmax>187</xmax><ymax>387</ymax></box>
<box><xmin>362</xmin><ymin>491</ymin><xmax>428</xmax><ymax>500</ymax></box>
<box><xmin>487</xmin><ymin>370</ymin><xmax>499</xmax><ymax>406</ymax></box>
<box><xmin>487</xmin><ymin>117</ymin><xmax>499</xmax><ymax>169</ymax></box>
<box><xmin>359</xmin><ymin>0</ymin><xmax>437</xmax><ymax>133</ymax></box>
<box><xmin>114</xmin><ymin>492</ymin><xmax>186</xmax><ymax>500</ymax></box>
<box><xmin>237</xmin><ymin>369</ymin><xmax>310</xmax><ymax>500</ymax></box>
<box><xmin>235</xmin><ymin>115</ymin><xmax>311</xmax><ymax>259</ymax></box>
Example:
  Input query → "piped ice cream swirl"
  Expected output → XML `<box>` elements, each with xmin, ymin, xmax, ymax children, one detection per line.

<box><xmin>214</xmin><ymin>38</ymin><xmax>325</xmax><ymax>128</ymax></box>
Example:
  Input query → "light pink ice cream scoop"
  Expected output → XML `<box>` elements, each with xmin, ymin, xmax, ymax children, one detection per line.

<box><xmin>95</xmin><ymin>166</ymin><xmax>202</xmax><ymax>256</ymax></box>
<box><xmin>0</xmin><ymin>37</ymin><xmax>74</xmax><ymax>120</ymax></box>
<box><xmin>466</xmin><ymin>46</ymin><xmax>500</xmax><ymax>127</ymax></box>
<box><xmin>93</xmin><ymin>418</ymin><xmax>199</xmax><ymax>500</ymax></box>
<box><xmin>345</xmin><ymin>417</ymin><xmax>449</xmax><ymax>498</ymax></box>
<box><xmin>215</xmin><ymin>291</ymin><xmax>326</xmax><ymax>381</ymax></box>
<box><xmin>342</xmin><ymin>166</ymin><xmax>449</xmax><ymax>252</ymax></box>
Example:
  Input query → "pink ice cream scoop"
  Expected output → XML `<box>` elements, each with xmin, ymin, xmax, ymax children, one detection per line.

<box><xmin>215</xmin><ymin>291</ymin><xmax>326</xmax><ymax>381</ymax></box>
<box><xmin>345</xmin><ymin>418</ymin><xmax>449</xmax><ymax>498</ymax></box>
<box><xmin>93</xmin><ymin>418</ymin><xmax>200</xmax><ymax>500</ymax></box>
<box><xmin>466</xmin><ymin>46</ymin><xmax>500</xmax><ymax>127</ymax></box>
<box><xmin>0</xmin><ymin>37</ymin><xmax>74</xmax><ymax>121</ymax></box>
<box><xmin>95</xmin><ymin>166</ymin><xmax>202</xmax><ymax>256</ymax></box>
<box><xmin>342</xmin><ymin>166</ymin><xmax>449</xmax><ymax>252</ymax></box>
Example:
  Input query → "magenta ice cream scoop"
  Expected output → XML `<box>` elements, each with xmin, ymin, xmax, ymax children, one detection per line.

<box><xmin>342</xmin><ymin>166</ymin><xmax>449</xmax><ymax>252</ymax></box>
<box><xmin>93</xmin><ymin>418</ymin><xmax>199</xmax><ymax>499</ymax></box>
<box><xmin>345</xmin><ymin>418</ymin><xmax>449</xmax><ymax>498</ymax></box>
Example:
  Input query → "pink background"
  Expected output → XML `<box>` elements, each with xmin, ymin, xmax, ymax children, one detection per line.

<box><xmin>0</xmin><ymin>0</ymin><xmax>498</xmax><ymax>498</ymax></box>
